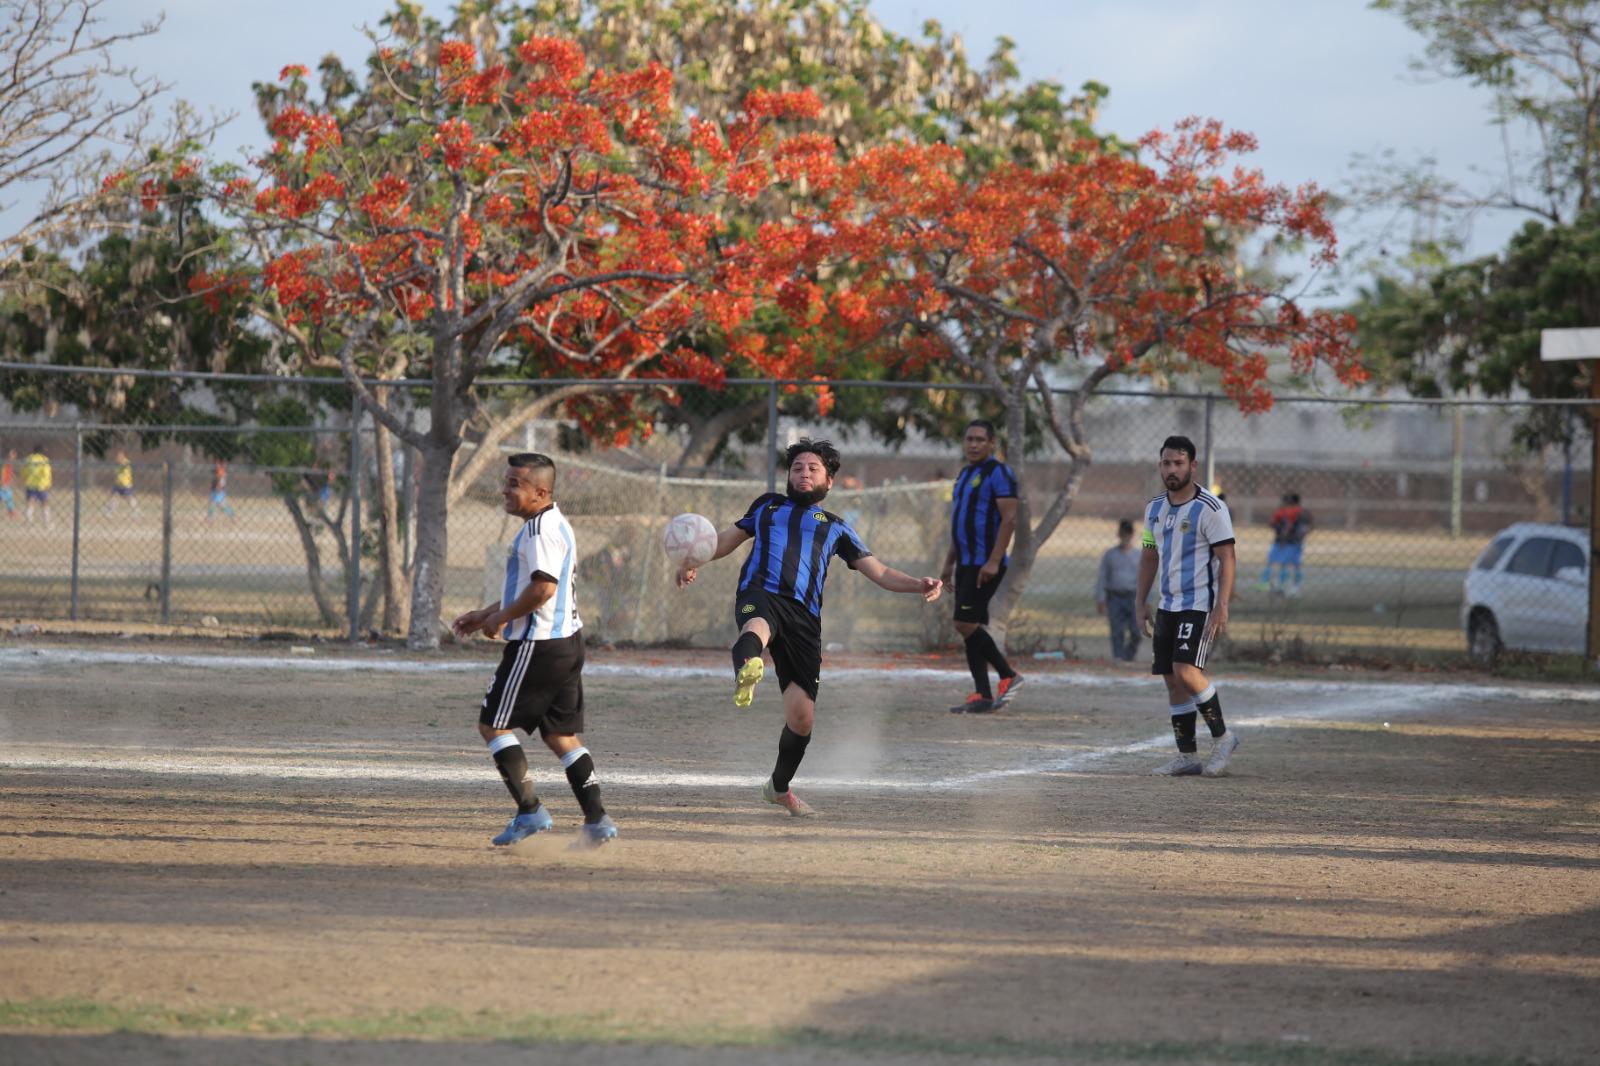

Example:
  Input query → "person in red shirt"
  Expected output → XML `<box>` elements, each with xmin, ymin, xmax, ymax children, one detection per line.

<box><xmin>1258</xmin><ymin>492</ymin><xmax>1312</xmax><ymax>596</ymax></box>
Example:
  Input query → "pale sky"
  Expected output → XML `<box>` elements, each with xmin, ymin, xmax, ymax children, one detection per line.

<box><xmin>33</xmin><ymin>1</ymin><xmax>1535</xmax><ymax>292</ymax></box>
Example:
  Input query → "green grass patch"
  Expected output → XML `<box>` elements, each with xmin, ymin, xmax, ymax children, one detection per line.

<box><xmin>0</xmin><ymin>999</ymin><xmax>1546</xmax><ymax>1065</ymax></box>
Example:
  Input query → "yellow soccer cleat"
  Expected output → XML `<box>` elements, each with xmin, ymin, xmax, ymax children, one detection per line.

<box><xmin>734</xmin><ymin>656</ymin><xmax>764</xmax><ymax>708</ymax></box>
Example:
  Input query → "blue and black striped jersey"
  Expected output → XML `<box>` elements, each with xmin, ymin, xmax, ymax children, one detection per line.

<box><xmin>735</xmin><ymin>493</ymin><xmax>871</xmax><ymax>616</ymax></box>
<box><xmin>950</xmin><ymin>459</ymin><xmax>1018</xmax><ymax>567</ymax></box>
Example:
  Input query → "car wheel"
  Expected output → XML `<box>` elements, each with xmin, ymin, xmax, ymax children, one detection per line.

<box><xmin>1468</xmin><ymin>611</ymin><xmax>1502</xmax><ymax>667</ymax></box>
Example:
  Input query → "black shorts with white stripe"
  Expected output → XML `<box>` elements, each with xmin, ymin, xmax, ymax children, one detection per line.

<box><xmin>1150</xmin><ymin>609</ymin><xmax>1212</xmax><ymax>674</ymax></box>
<box><xmin>478</xmin><ymin>631</ymin><xmax>586</xmax><ymax>735</ymax></box>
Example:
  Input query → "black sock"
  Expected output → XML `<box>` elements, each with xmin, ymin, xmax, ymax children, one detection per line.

<box><xmin>488</xmin><ymin>735</ymin><xmax>540</xmax><ymax>814</ymax></box>
<box><xmin>770</xmin><ymin>724</ymin><xmax>811</xmax><ymax>793</ymax></box>
<box><xmin>1195</xmin><ymin>685</ymin><xmax>1225</xmax><ymax>738</ymax></box>
<box><xmin>732</xmin><ymin>631</ymin><xmax>763</xmax><ymax>672</ymax></box>
<box><xmin>1169</xmin><ymin>705</ymin><xmax>1199</xmax><ymax>754</ymax></box>
<box><xmin>559</xmin><ymin>746</ymin><xmax>607</xmax><ymax>823</ymax></box>
<box><xmin>970</xmin><ymin>627</ymin><xmax>1015</xmax><ymax>680</ymax></box>
<box><xmin>963</xmin><ymin>633</ymin><xmax>993</xmax><ymax>698</ymax></box>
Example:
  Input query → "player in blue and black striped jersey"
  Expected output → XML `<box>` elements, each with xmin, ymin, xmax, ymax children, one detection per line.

<box><xmin>676</xmin><ymin>438</ymin><xmax>943</xmax><ymax>817</ymax></box>
<box><xmin>940</xmin><ymin>420</ymin><xmax>1023</xmax><ymax>714</ymax></box>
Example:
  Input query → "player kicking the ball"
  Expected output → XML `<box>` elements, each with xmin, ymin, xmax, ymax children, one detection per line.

<box><xmin>452</xmin><ymin>453</ymin><xmax>618</xmax><ymax>847</ymax></box>
<box><xmin>676</xmin><ymin>438</ymin><xmax>943</xmax><ymax>817</ymax></box>
<box><xmin>1136</xmin><ymin>435</ymin><xmax>1240</xmax><ymax>777</ymax></box>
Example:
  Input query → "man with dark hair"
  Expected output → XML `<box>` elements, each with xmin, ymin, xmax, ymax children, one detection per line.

<box><xmin>452</xmin><ymin>452</ymin><xmax>617</xmax><ymax>848</ymax></box>
<box><xmin>1136</xmin><ymin>435</ymin><xmax>1240</xmax><ymax>777</ymax></box>
<box><xmin>677</xmin><ymin>437</ymin><xmax>943</xmax><ymax>816</ymax></box>
<box><xmin>1095</xmin><ymin>518</ymin><xmax>1142</xmax><ymax>662</ymax></box>
<box><xmin>940</xmin><ymin>419</ymin><xmax>1022</xmax><ymax>713</ymax></box>
<box><xmin>1259</xmin><ymin>491</ymin><xmax>1313</xmax><ymax>597</ymax></box>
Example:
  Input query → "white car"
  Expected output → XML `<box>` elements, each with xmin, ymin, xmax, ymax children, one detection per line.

<box><xmin>1462</xmin><ymin>522</ymin><xmax>1588</xmax><ymax>662</ymax></box>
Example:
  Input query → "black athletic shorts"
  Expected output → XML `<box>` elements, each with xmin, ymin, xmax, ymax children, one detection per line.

<box><xmin>1150</xmin><ymin>609</ymin><xmax>1211</xmax><ymax>674</ymax></box>
<box><xmin>478</xmin><ymin>631</ymin><xmax>585</xmax><ymax>735</ymax></box>
<box><xmin>952</xmin><ymin>563</ymin><xmax>1005</xmax><ymax>625</ymax></box>
<box><xmin>734</xmin><ymin>587</ymin><xmax>822</xmax><ymax>701</ymax></box>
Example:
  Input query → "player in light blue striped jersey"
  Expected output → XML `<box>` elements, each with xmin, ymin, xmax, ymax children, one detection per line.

<box><xmin>1135</xmin><ymin>435</ymin><xmax>1240</xmax><ymax>777</ymax></box>
<box><xmin>452</xmin><ymin>453</ymin><xmax>617</xmax><ymax>847</ymax></box>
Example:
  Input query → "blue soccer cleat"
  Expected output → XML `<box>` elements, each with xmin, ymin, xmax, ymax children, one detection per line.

<box><xmin>573</xmin><ymin>815</ymin><xmax>619</xmax><ymax>849</ymax></box>
<box><xmin>492</xmin><ymin>806</ymin><xmax>553</xmax><ymax>845</ymax></box>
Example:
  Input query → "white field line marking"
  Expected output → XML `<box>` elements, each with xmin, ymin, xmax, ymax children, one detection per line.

<box><xmin>2</xmin><ymin>647</ymin><xmax>1594</xmax><ymax>705</ymax></box>
<box><xmin>0</xmin><ymin>648</ymin><xmax>1581</xmax><ymax>792</ymax></box>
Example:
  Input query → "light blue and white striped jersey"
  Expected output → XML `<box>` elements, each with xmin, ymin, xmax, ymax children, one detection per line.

<box><xmin>1142</xmin><ymin>488</ymin><xmax>1235</xmax><ymax>613</ymax></box>
<box><xmin>501</xmin><ymin>503</ymin><xmax>583</xmax><ymax>640</ymax></box>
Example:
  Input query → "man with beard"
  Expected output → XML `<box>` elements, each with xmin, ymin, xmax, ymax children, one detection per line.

<box><xmin>676</xmin><ymin>438</ymin><xmax>943</xmax><ymax>816</ymax></box>
<box><xmin>1136</xmin><ymin>435</ymin><xmax>1240</xmax><ymax>777</ymax></box>
<box><xmin>941</xmin><ymin>419</ymin><xmax>1023</xmax><ymax>713</ymax></box>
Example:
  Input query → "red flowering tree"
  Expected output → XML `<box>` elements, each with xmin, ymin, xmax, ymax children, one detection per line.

<box><xmin>215</xmin><ymin>38</ymin><xmax>833</xmax><ymax>647</ymax></box>
<box><xmin>818</xmin><ymin>119</ymin><xmax>1367</xmax><ymax>633</ymax></box>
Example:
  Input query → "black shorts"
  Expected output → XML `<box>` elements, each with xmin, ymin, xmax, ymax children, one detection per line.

<box><xmin>952</xmin><ymin>563</ymin><xmax>1005</xmax><ymax>625</ymax></box>
<box><xmin>735</xmin><ymin>587</ymin><xmax>822</xmax><ymax>701</ymax></box>
<box><xmin>478</xmin><ymin>632</ymin><xmax>586</xmax><ymax>735</ymax></box>
<box><xmin>1150</xmin><ymin>609</ymin><xmax>1212</xmax><ymax>674</ymax></box>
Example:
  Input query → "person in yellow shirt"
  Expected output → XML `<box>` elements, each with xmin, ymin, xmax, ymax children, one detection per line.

<box><xmin>107</xmin><ymin>450</ymin><xmax>139</xmax><ymax>515</ymax></box>
<box><xmin>21</xmin><ymin>445</ymin><xmax>52</xmax><ymax>528</ymax></box>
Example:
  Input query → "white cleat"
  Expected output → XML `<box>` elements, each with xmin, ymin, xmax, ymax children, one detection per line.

<box><xmin>1202</xmin><ymin>731</ymin><xmax>1239</xmax><ymax>777</ymax></box>
<box><xmin>1150</xmin><ymin>753</ymin><xmax>1203</xmax><ymax>776</ymax></box>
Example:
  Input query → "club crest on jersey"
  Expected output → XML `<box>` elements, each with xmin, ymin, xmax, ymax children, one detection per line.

<box><xmin>969</xmin><ymin>474</ymin><xmax>982</xmax><ymax>488</ymax></box>
<box><xmin>812</xmin><ymin>511</ymin><xmax>827</xmax><ymax>522</ymax></box>
<box><xmin>1180</xmin><ymin>518</ymin><xmax>1191</xmax><ymax>532</ymax></box>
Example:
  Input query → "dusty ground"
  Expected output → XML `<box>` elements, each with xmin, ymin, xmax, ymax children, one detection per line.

<box><xmin>0</xmin><ymin>638</ymin><xmax>1596</xmax><ymax>1064</ymax></box>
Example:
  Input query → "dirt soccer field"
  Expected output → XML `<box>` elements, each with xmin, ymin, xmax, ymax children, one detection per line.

<box><xmin>0</xmin><ymin>639</ymin><xmax>1596</xmax><ymax>1065</ymax></box>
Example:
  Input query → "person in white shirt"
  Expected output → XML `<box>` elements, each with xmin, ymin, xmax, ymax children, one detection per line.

<box><xmin>452</xmin><ymin>453</ymin><xmax>617</xmax><ymax>847</ymax></box>
<box><xmin>1135</xmin><ymin>435</ymin><xmax>1240</xmax><ymax>777</ymax></box>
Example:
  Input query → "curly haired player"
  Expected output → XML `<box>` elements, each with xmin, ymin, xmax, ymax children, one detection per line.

<box><xmin>676</xmin><ymin>438</ymin><xmax>943</xmax><ymax>817</ymax></box>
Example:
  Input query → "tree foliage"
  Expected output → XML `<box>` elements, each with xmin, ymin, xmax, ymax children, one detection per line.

<box><xmin>812</xmin><ymin>120</ymin><xmax>1363</xmax><ymax>629</ymax></box>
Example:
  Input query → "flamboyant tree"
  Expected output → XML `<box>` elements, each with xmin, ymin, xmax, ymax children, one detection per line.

<box><xmin>815</xmin><ymin>120</ymin><xmax>1367</xmax><ymax>634</ymax></box>
<box><xmin>195</xmin><ymin>36</ymin><xmax>831</xmax><ymax>647</ymax></box>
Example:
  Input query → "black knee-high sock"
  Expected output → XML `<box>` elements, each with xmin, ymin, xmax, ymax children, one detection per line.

<box><xmin>732</xmin><ymin>631</ymin><xmax>763</xmax><ymax>671</ymax></box>
<box><xmin>488</xmin><ymin>735</ymin><xmax>539</xmax><ymax>814</ymax></box>
<box><xmin>770</xmin><ymin>724</ymin><xmax>811</xmax><ymax>792</ymax></box>
<box><xmin>963</xmin><ymin>632</ymin><xmax>993</xmax><ymax>698</ymax></box>
<box><xmin>970</xmin><ymin>627</ymin><xmax>1015</xmax><ymax>679</ymax></box>
<box><xmin>1194</xmin><ymin>685</ymin><xmax>1226</xmax><ymax>738</ymax></box>
<box><xmin>1169</xmin><ymin>702</ymin><xmax>1199</xmax><ymax>754</ymax></box>
<box><xmin>559</xmin><ymin>746</ymin><xmax>607</xmax><ymax>823</ymax></box>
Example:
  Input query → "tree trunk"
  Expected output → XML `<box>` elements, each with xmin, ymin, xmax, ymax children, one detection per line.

<box><xmin>281</xmin><ymin>493</ymin><xmax>341</xmax><ymax>628</ymax></box>
<box><xmin>406</xmin><ymin>439</ymin><xmax>455</xmax><ymax>649</ymax></box>
<box><xmin>671</xmin><ymin>399</ymin><xmax>767</xmax><ymax>474</ymax></box>
<box><xmin>371</xmin><ymin>397</ymin><xmax>411</xmax><ymax>634</ymax></box>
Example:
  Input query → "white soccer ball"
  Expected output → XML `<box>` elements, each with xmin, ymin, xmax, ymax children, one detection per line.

<box><xmin>663</xmin><ymin>512</ymin><xmax>718</xmax><ymax>567</ymax></box>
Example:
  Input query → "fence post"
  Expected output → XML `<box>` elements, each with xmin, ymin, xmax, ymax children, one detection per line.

<box><xmin>400</xmin><ymin>443</ymin><xmax>413</xmax><ymax>574</ymax></box>
<box><xmin>1203</xmin><ymin>394</ymin><xmax>1216</xmax><ymax>493</ymax></box>
<box><xmin>70</xmin><ymin>422</ymin><xmax>82</xmax><ymax>620</ymax></box>
<box><xmin>160</xmin><ymin>458</ymin><xmax>173</xmax><ymax>624</ymax></box>
<box><xmin>766</xmin><ymin>380</ymin><xmax>778</xmax><ymax>492</ymax></box>
<box><xmin>1562</xmin><ymin>408</ymin><xmax>1574</xmax><ymax>527</ymax></box>
<box><xmin>1450</xmin><ymin>405</ymin><xmax>1463</xmax><ymax>538</ymax></box>
<box><xmin>631</xmin><ymin>463</ymin><xmax>668</xmax><ymax>644</ymax></box>
<box><xmin>348</xmin><ymin>399</ymin><xmax>363</xmax><ymax>643</ymax></box>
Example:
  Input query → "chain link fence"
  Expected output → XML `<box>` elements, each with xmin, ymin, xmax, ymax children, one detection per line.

<box><xmin>0</xmin><ymin>373</ymin><xmax>1587</xmax><ymax>665</ymax></box>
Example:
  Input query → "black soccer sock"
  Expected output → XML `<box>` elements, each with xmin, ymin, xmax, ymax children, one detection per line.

<box><xmin>971</xmin><ymin>627</ymin><xmax>1015</xmax><ymax>680</ymax></box>
<box><xmin>1195</xmin><ymin>685</ymin><xmax>1226</xmax><ymax>738</ymax></box>
<box><xmin>732</xmin><ymin>631</ymin><xmax>763</xmax><ymax>672</ymax></box>
<box><xmin>963</xmin><ymin>632</ymin><xmax>993</xmax><ymax>698</ymax></box>
<box><xmin>488</xmin><ymin>734</ymin><xmax>540</xmax><ymax>815</ymax></box>
<box><xmin>770</xmin><ymin>724</ymin><xmax>811</xmax><ymax>793</ymax></box>
<box><xmin>1169</xmin><ymin>702</ymin><xmax>1199</xmax><ymax>754</ymax></box>
<box><xmin>559</xmin><ymin>746</ymin><xmax>607</xmax><ymax>823</ymax></box>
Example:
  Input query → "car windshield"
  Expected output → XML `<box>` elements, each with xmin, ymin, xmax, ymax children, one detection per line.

<box><xmin>1475</xmin><ymin>535</ymin><xmax>1515</xmax><ymax>571</ymax></box>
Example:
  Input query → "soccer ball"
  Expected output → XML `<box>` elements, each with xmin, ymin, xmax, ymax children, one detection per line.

<box><xmin>663</xmin><ymin>512</ymin><xmax>717</xmax><ymax>567</ymax></box>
